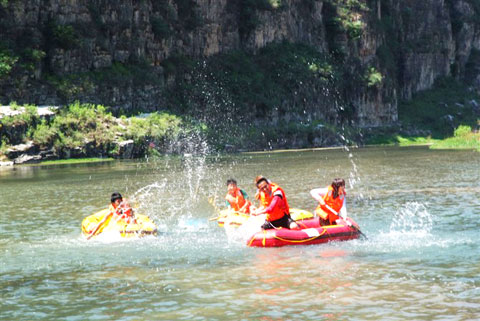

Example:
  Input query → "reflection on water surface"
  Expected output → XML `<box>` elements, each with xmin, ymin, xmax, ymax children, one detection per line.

<box><xmin>1</xmin><ymin>146</ymin><xmax>479</xmax><ymax>320</ymax></box>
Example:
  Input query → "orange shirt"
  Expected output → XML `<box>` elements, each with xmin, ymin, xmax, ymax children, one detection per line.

<box><xmin>109</xmin><ymin>202</ymin><xmax>133</xmax><ymax>220</ymax></box>
<box><xmin>315</xmin><ymin>186</ymin><xmax>345</xmax><ymax>224</ymax></box>
<box><xmin>259</xmin><ymin>183</ymin><xmax>290</xmax><ymax>221</ymax></box>
<box><xmin>225</xmin><ymin>188</ymin><xmax>251</xmax><ymax>213</ymax></box>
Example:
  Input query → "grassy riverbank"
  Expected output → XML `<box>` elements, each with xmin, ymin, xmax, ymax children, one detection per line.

<box><xmin>365</xmin><ymin>77</ymin><xmax>480</xmax><ymax>151</ymax></box>
<box><xmin>430</xmin><ymin>125</ymin><xmax>480</xmax><ymax>150</ymax></box>
<box><xmin>366</xmin><ymin>127</ymin><xmax>480</xmax><ymax>151</ymax></box>
<box><xmin>38</xmin><ymin>157</ymin><xmax>114</xmax><ymax>165</ymax></box>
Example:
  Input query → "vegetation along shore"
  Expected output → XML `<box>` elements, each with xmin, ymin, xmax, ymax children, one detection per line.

<box><xmin>1</xmin><ymin>74</ymin><xmax>479</xmax><ymax>167</ymax></box>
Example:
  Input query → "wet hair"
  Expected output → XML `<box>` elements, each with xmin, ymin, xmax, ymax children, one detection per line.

<box><xmin>256</xmin><ymin>176</ymin><xmax>268</xmax><ymax>187</ymax></box>
<box><xmin>226</xmin><ymin>178</ymin><xmax>237</xmax><ymax>186</ymax></box>
<box><xmin>331</xmin><ymin>178</ymin><xmax>345</xmax><ymax>199</ymax></box>
<box><xmin>111</xmin><ymin>192</ymin><xmax>123</xmax><ymax>203</ymax></box>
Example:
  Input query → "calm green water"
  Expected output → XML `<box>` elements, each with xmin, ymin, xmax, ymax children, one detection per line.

<box><xmin>1</xmin><ymin>146</ymin><xmax>479</xmax><ymax>320</ymax></box>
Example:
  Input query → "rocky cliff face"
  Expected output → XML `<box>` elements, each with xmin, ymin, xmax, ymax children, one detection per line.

<box><xmin>0</xmin><ymin>0</ymin><xmax>479</xmax><ymax>128</ymax></box>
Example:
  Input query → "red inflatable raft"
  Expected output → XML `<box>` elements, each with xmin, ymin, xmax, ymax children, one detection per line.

<box><xmin>246</xmin><ymin>217</ymin><xmax>361</xmax><ymax>247</ymax></box>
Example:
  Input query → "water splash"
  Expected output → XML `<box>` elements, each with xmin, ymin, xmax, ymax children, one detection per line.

<box><xmin>125</xmin><ymin>59</ymin><xmax>239</xmax><ymax>232</ymax></box>
<box><xmin>224</xmin><ymin>215</ymin><xmax>265</xmax><ymax>244</ymax></box>
<box><xmin>80</xmin><ymin>231</ymin><xmax>147</xmax><ymax>244</ymax></box>
<box><xmin>390</xmin><ymin>202</ymin><xmax>433</xmax><ymax>235</ymax></box>
<box><xmin>366</xmin><ymin>202</ymin><xmax>435</xmax><ymax>253</ymax></box>
<box><xmin>339</xmin><ymin>125</ymin><xmax>361</xmax><ymax>193</ymax></box>
<box><xmin>123</xmin><ymin>128</ymin><xmax>212</xmax><ymax>232</ymax></box>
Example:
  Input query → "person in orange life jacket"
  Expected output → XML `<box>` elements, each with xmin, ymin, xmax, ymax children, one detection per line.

<box><xmin>225</xmin><ymin>178</ymin><xmax>252</xmax><ymax>214</ymax></box>
<box><xmin>86</xmin><ymin>192</ymin><xmax>135</xmax><ymax>239</ymax></box>
<box><xmin>251</xmin><ymin>176</ymin><xmax>299</xmax><ymax>229</ymax></box>
<box><xmin>310</xmin><ymin>178</ymin><xmax>347</xmax><ymax>226</ymax></box>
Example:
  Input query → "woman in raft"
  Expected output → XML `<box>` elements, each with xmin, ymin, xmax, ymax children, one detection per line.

<box><xmin>310</xmin><ymin>178</ymin><xmax>348</xmax><ymax>226</ymax></box>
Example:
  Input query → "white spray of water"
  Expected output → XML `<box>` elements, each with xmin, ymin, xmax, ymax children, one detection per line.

<box><xmin>368</xmin><ymin>202</ymin><xmax>435</xmax><ymax>252</ymax></box>
<box><xmin>120</xmin><ymin>126</ymin><xmax>212</xmax><ymax>232</ymax></box>
<box><xmin>389</xmin><ymin>202</ymin><xmax>433</xmax><ymax>235</ymax></box>
<box><xmin>339</xmin><ymin>125</ymin><xmax>361</xmax><ymax>193</ymax></box>
<box><xmin>224</xmin><ymin>214</ymin><xmax>266</xmax><ymax>244</ymax></box>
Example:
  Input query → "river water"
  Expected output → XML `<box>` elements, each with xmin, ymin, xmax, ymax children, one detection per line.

<box><xmin>1</xmin><ymin>146</ymin><xmax>479</xmax><ymax>320</ymax></box>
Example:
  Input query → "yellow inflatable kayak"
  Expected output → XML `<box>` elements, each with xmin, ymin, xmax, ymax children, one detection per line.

<box><xmin>216</xmin><ymin>208</ymin><xmax>314</xmax><ymax>228</ymax></box>
<box><xmin>82</xmin><ymin>208</ymin><xmax>157</xmax><ymax>238</ymax></box>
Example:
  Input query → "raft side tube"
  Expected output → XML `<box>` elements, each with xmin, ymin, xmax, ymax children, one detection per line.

<box><xmin>246</xmin><ymin>217</ymin><xmax>360</xmax><ymax>247</ymax></box>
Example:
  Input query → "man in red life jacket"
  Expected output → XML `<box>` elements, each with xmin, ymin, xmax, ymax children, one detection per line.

<box><xmin>252</xmin><ymin>176</ymin><xmax>299</xmax><ymax>230</ymax></box>
<box><xmin>86</xmin><ymin>192</ymin><xmax>135</xmax><ymax>239</ymax></box>
<box><xmin>225</xmin><ymin>178</ymin><xmax>252</xmax><ymax>214</ymax></box>
<box><xmin>310</xmin><ymin>178</ymin><xmax>347</xmax><ymax>226</ymax></box>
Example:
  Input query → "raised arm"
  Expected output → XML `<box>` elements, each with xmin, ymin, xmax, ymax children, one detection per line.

<box><xmin>86</xmin><ymin>212</ymin><xmax>112</xmax><ymax>240</ymax></box>
<box><xmin>310</xmin><ymin>187</ymin><xmax>328</xmax><ymax>203</ymax></box>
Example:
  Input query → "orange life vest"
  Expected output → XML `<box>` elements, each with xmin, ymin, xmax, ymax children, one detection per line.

<box><xmin>259</xmin><ymin>182</ymin><xmax>276</xmax><ymax>207</ymax></box>
<box><xmin>226</xmin><ymin>188</ymin><xmax>251</xmax><ymax>214</ymax></box>
<box><xmin>260</xmin><ymin>183</ymin><xmax>290</xmax><ymax>221</ymax></box>
<box><xmin>315</xmin><ymin>186</ymin><xmax>345</xmax><ymax>224</ymax></box>
<box><xmin>109</xmin><ymin>202</ymin><xmax>133</xmax><ymax>220</ymax></box>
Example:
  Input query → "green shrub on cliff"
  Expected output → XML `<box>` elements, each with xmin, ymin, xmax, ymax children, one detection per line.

<box><xmin>125</xmin><ymin>112</ymin><xmax>183</xmax><ymax>144</ymax></box>
<box><xmin>366</xmin><ymin>67</ymin><xmax>383</xmax><ymax>87</ymax></box>
<box><xmin>24</xmin><ymin>103</ymin><xmax>187</xmax><ymax>157</ymax></box>
<box><xmin>21</xmin><ymin>49</ymin><xmax>46</xmax><ymax>71</ymax></box>
<box><xmin>324</xmin><ymin>0</ymin><xmax>368</xmax><ymax>41</ymax></box>
<box><xmin>45</xmin><ymin>73</ymin><xmax>95</xmax><ymax>101</ymax></box>
<box><xmin>0</xmin><ymin>138</ymin><xmax>8</xmax><ymax>155</ymax></box>
<box><xmin>0</xmin><ymin>104</ymin><xmax>38</xmax><ymax>127</ymax></box>
<box><xmin>0</xmin><ymin>104</ymin><xmax>39</xmax><ymax>147</ymax></box>
<box><xmin>48</xmin><ymin>22</ymin><xmax>79</xmax><ymax>50</ymax></box>
<box><xmin>29</xmin><ymin>102</ymin><xmax>117</xmax><ymax>150</ymax></box>
<box><xmin>0</xmin><ymin>48</ymin><xmax>18</xmax><ymax>79</ymax></box>
<box><xmin>31</xmin><ymin>119</ymin><xmax>56</xmax><ymax>146</ymax></box>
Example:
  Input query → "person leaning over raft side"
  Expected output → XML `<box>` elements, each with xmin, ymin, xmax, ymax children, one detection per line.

<box><xmin>86</xmin><ymin>192</ymin><xmax>135</xmax><ymax>239</ymax></box>
<box><xmin>310</xmin><ymin>178</ymin><xmax>348</xmax><ymax>226</ymax></box>
<box><xmin>251</xmin><ymin>176</ymin><xmax>299</xmax><ymax>230</ymax></box>
<box><xmin>225</xmin><ymin>178</ymin><xmax>252</xmax><ymax>214</ymax></box>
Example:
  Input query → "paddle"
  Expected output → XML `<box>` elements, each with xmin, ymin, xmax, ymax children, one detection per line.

<box><xmin>208</xmin><ymin>196</ymin><xmax>226</xmax><ymax>221</ymax></box>
<box><xmin>323</xmin><ymin>203</ymin><xmax>368</xmax><ymax>240</ymax></box>
<box><xmin>207</xmin><ymin>196</ymin><xmax>243</xmax><ymax>221</ymax></box>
